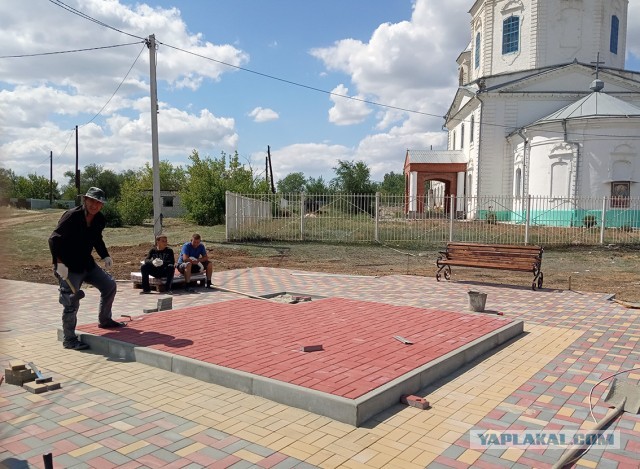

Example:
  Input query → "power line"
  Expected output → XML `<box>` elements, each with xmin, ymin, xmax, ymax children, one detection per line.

<box><xmin>8</xmin><ymin>3</ymin><xmax>640</xmax><ymax>143</ymax></box>
<box><xmin>36</xmin><ymin>43</ymin><xmax>148</xmax><ymax>168</ymax></box>
<box><xmin>80</xmin><ymin>42</ymin><xmax>147</xmax><ymax>127</ymax></box>
<box><xmin>159</xmin><ymin>41</ymin><xmax>640</xmax><ymax>140</ymax></box>
<box><xmin>158</xmin><ymin>41</ymin><xmax>446</xmax><ymax>120</ymax></box>
<box><xmin>47</xmin><ymin>0</ymin><xmax>145</xmax><ymax>40</ymax></box>
<box><xmin>0</xmin><ymin>41</ymin><xmax>144</xmax><ymax>59</ymax></box>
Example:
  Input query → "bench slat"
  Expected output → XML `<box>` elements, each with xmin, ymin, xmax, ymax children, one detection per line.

<box><xmin>436</xmin><ymin>242</ymin><xmax>543</xmax><ymax>290</ymax></box>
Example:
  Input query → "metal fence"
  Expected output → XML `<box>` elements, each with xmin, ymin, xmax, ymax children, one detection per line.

<box><xmin>225</xmin><ymin>192</ymin><xmax>640</xmax><ymax>246</ymax></box>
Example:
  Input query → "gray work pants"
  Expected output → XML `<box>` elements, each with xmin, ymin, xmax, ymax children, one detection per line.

<box><xmin>58</xmin><ymin>266</ymin><xmax>117</xmax><ymax>344</ymax></box>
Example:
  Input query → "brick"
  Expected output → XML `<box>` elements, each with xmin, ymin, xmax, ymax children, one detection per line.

<box><xmin>9</xmin><ymin>361</ymin><xmax>26</xmax><ymax>371</ymax></box>
<box><xmin>401</xmin><ymin>394</ymin><xmax>431</xmax><ymax>410</ymax></box>
<box><xmin>300</xmin><ymin>345</ymin><xmax>323</xmax><ymax>352</ymax></box>
<box><xmin>23</xmin><ymin>382</ymin><xmax>49</xmax><ymax>394</ymax></box>
<box><xmin>47</xmin><ymin>382</ymin><xmax>62</xmax><ymax>391</ymax></box>
<box><xmin>4</xmin><ymin>369</ymin><xmax>36</xmax><ymax>386</ymax></box>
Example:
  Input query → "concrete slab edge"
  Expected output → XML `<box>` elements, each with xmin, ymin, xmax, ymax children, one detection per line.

<box><xmin>60</xmin><ymin>320</ymin><xmax>523</xmax><ymax>427</ymax></box>
<box><xmin>352</xmin><ymin>320</ymin><xmax>524</xmax><ymax>425</ymax></box>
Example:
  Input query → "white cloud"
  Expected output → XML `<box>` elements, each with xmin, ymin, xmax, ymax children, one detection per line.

<box><xmin>328</xmin><ymin>84</ymin><xmax>371</xmax><ymax>125</ymax></box>
<box><xmin>310</xmin><ymin>0</ymin><xmax>470</xmax><ymax>137</ymax></box>
<box><xmin>0</xmin><ymin>0</ymin><xmax>244</xmax><ymax>184</ymax></box>
<box><xmin>248</xmin><ymin>107</ymin><xmax>279</xmax><ymax>123</ymax></box>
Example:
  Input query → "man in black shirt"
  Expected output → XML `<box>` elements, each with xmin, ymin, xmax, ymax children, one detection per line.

<box><xmin>140</xmin><ymin>234</ymin><xmax>176</xmax><ymax>294</ymax></box>
<box><xmin>48</xmin><ymin>187</ymin><xmax>124</xmax><ymax>351</ymax></box>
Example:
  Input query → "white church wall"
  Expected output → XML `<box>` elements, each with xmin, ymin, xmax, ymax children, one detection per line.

<box><xmin>580</xmin><ymin>129</ymin><xmax>639</xmax><ymax>199</ymax></box>
<box><xmin>539</xmin><ymin>0</ymin><xmax>627</xmax><ymax>70</ymax></box>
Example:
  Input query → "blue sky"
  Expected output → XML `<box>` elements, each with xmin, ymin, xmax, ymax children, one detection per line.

<box><xmin>1</xmin><ymin>0</ymin><xmax>639</xmax><ymax>188</ymax></box>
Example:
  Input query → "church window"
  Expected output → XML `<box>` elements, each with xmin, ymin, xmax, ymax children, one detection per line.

<box><xmin>502</xmin><ymin>16</ymin><xmax>520</xmax><ymax>54</ymax></box>
<box><xmin>475</xmin><ymin>32</ymin><xmax>481</xmax><ymax>68</ymax></box>
<box><xmin>610</xmin><ymin>182</ymin><xmax>630</xmax><ymax>208</ymax></box>
<box><xmin>515</xmin><ymin>168</ymin><xmax>522</xmax><ymax>198</ymax></box>
<box><xmin>461</xmin><ymin>124</ymin><xmax>465</xmax><ymax>149</ymax></box>
<box><xmin>452</xmin><ymin>131</ymin><xmax>457</xmax><ymax>150</ymax></box>
<box><xmin>550</xmin><ymin>162</ymin><xmax>568</xmax><ymax>198</ymax></box>
<box><xmin>610</xmin><ymin>15</ymin><xmax>619</xmax><ymax>54</ymax></box>
<box><xmin>470</xmin><ymin>115</ymin><xmax>475</xmax><ymax>146</ymax></box>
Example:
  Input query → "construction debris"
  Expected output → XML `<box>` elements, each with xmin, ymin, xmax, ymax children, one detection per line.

<box><xmin>401</xmin><ymin>394</ymin><xmax>430</xmax><ymax>410</ymax></box>
<box><xmin>4</xmin><ymin>361</ymin><xmax>61</xmax><ymax>393</ymax></box>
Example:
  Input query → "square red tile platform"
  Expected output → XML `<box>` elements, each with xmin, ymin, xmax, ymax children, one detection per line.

<box><xmin>75</xmin><ymin>297</ymin><xmax>522</xmax><ymax>426</ymax></box>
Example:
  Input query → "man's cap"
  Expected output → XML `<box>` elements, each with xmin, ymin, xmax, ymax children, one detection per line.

<box><xmin>84</xmin><ymin>187</ymin><xmax>106</xmax><ymax>203</ymax></box>
<box><xmin>156</xmin><ymin>234</ymin><xmax>168</xmax><ymax>241</ymax></box>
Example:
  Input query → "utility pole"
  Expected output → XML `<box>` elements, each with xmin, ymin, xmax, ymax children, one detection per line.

<box><xmin>267</xmin><ymin>145</ymin><xmax>275</xmax><ymax>193</ymax></box>
<box><xmin>49</xmin><ymin>150</ymin><xmax>53</xmax><ymax>205</ymax></box>
<box><xmin>147</xmin><ymin>34</ymin><xmax>162</xmax><ymax>238</ymax></box>
<box><xmin>75</xmin><ymin>125</ymin><xmax>80</xmax><ymax>205</ymax></box>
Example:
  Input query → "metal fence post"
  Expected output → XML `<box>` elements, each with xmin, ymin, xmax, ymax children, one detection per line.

<box><xmin>524</xmin><ymin>195</ymin><xmax>531</xmax><ymax>245</ymax></box>
<box><xmin>225</xmin><ymin>191</ymin><xmax>229</xmax><ymax>241</ymax></box>
<box><xmin>600</xmin><ymin>196</ymin><xmax>606</xmax><ymax>245</ymax></box>
<box><xmin>375</xmin><ymin>192</ymin><xmax>380</xmax><ymax>242</ymax></box>
<box><xmin>300</xmin><ymin>193</ymin><xmax>305</xmax><ymax>241</ymax></box>
<box><xmin>449</xmin><ymin>196</ymin><xmax>454</xmax><ymax>242</ymax></box>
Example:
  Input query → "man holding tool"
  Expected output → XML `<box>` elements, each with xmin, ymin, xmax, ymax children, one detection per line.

<box><xmin>48</xmin><ymin>187</ymin><xmax>124</xmax><ymax>351</ymax></box>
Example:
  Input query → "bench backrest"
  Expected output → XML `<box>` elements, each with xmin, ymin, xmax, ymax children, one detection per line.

<box><xmin>445</xmin><ymin>243</ymin><xmax>542</xmax><ymax>267</ymax></box>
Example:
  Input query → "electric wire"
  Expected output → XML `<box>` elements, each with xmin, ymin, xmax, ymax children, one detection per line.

<box><xmin>0</xmin><ymin>41</ymin><xmax>144</xmax><ymax>59</ymax></box>
<box><xmin>47</xmin><ymin>0</ymin><xmax>145</xmax><ymax>40</ymax></box>
<box><xmin>4</xmin><ymin>1</ymin><xmax>640</xmax><ymax>169</ymax></box>
<box><xmin>29</xmin><ymin>43</ymin><xmax>146</xmax><ymax>170</ymax></box>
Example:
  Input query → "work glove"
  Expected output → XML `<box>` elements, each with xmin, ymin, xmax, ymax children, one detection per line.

<box><xmin>55</xmin><ymin>263</ymin><xmax>69</xmax><ymax>279</ymax></box>
<box><xmin>103</xmin><ymin>256</ymin><xmax>113</xmax><ymax>269</ymax></box>
<box><xmin>152</xmin><ymin>258</ymin><xmax>163</xmax><ymax>267</ymax></box>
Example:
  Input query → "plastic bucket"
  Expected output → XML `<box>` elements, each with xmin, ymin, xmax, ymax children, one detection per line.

<box><xmin>468</xmin><ymin>290</ymin><xmax>487</xmax><ymax>312</ymax></box>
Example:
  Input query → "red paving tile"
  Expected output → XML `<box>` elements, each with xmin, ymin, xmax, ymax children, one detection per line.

<box><xmin>78</xmin><ymin>297</ymin><xmax>515</xmax><ymax>399</ymax></box>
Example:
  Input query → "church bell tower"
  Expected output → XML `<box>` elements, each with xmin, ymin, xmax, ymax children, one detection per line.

<box><xmin>468</xmin><ymin>0</ymin><xmax>629</xmax><ymax>81</ymax></box>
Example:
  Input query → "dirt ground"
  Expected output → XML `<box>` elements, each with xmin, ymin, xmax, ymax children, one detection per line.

<box><xmin>3</xmin><ymin>239</ymin><xmax>640</xmax><ymax>304</ymax></box>
<box><xmin>1</xmin><ymin>207</ymin><xmax>638</xmax><ymax>303</ymax></box>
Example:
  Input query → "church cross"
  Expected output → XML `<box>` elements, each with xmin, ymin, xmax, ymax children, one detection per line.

<box><xmin>590</xmin><ymin>52</ymin><xmax>605</xmax><ymax>79</ymax></box>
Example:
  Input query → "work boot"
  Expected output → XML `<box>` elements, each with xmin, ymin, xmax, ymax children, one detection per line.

<box><xmin>98</xmin><ymin>319</ymin><xmax>126</xmax><ymax>329</ymax></box>
<box><xmin>63</xmin><ymin>340</ymin><xmax>90</xmax><ymax>351</ymax></box>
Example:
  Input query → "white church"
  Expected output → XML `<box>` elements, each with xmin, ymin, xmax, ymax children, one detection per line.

<box><xmin>404</xmin><ymin>0</ymin><xmax>640</xmax><ymax>226</ymax></box>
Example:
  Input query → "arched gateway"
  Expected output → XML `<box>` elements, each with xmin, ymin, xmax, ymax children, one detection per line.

<box><xmin>404</xmin><ymin>149</ymin><xmax>468</xmax><ymax>216</ymax></box>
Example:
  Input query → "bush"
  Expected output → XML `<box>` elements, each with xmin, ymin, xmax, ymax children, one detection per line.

<box><xmin>583</xmin><ymin>214</ymin><xmax>597</xmax><ymax>228</ymax></box>
<box><xmin>101</xmin><ymin>201</ymin><xmax>123</xmax><ymax>227</ymax></box>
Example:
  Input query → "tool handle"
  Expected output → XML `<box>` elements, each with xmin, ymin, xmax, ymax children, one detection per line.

<box><xmin>552</xmin><ymin>404</ymin><xmax>624</xmax><ymax>469</ymax></box>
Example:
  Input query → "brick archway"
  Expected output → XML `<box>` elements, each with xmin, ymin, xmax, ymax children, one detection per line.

<box><xmin>404</xmin><ymin>162</ymin><xmax>467</xmax><ymax>214</ymax></box>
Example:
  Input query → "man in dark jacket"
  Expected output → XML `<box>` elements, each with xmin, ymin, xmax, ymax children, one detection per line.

<box><xmin>48</xmin><ymin>187</ymin><xmax>123</xmax><ymax>351</ymax></box>
<box><xmin>140</xmin><ymin>234</ymin><xmax>175</xmax><ymax>294</ymax></box>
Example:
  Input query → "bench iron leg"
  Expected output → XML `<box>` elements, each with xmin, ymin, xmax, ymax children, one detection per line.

<box><xmin>436</xmin><ymin>264</ymin><xmax>451</xmax><ymax>282</ymax></box>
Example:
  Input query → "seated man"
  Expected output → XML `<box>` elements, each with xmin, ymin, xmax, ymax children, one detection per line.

<box><xmin>140</xmin><ymin>234</ymin><xmax>176</xmax><ymax>294</ymax></box>
<box><xmin>177</xmin><ymin>233</ymin><xmax>213</xmax><ymax>292</ymax></box>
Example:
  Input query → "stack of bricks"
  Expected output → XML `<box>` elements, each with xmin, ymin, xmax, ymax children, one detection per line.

<box><xmin>4</xmin><ymin>361</ymin><xmax>61</xmax><ymax>394</ymax></box>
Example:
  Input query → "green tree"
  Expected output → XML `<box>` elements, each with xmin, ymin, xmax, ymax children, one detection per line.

<box><xmin>0</xmin><ymin>168</ymin><xmax>16</xmax><ymax>199</ymax></box>
<box><xmin>379</xmin><ymin>172</ymin><xmax>405</xmax><ymax>195</ymax></box>
<box><xmin>180</xmin><ymin>150</ymin><xmax>267</xmax><ymax>225</ymax></box>
<box><xmin>277</xmin><ymin>172</ymin><xmax>307</xmax><ymax>194</ymax></box>
<box><xmin>116</xmin><ymin>173</ymin><xmax>152</xmax><ymax>225</ymax></box>
<box><xmin>61</xmin><ymin>164</ymin><xmax>123</xmax><ymax>201</ymax></box>
<box><xmin>331</xmin><ymin>160</ymin><xmax>375</xmax><ymax>194</ymax></box>
<box><xmin>11</xmin><ymin>173</ymin><xmax>59</xmax><ymax>199</ymax></box>
<box><xmin>138</xmin><ymin>160</ymin><xmax>187</xmax><ymax>190</ymax></box>
<box><xmin>305</xmin><ymin>176</ymin><xmax>330</xmax><ymax>194</ymax></box>
<box><xmin>180</xmin><ymin>150</ymin><xmax>228</xmax><ymax>225</ymax></box>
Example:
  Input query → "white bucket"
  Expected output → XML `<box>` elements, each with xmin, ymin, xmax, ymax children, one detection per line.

<box><xmin>468</xmin><ymin>290</ymin><xmax>487</xmax><ymax>312</ymax></box>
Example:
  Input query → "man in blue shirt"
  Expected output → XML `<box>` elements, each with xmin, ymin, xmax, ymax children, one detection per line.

<box><xmin>177</xmin><ymin>233</ymin><xmax>213</xmax><ymax>292</ymax></box>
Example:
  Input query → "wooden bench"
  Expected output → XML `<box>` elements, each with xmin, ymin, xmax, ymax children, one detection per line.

<box><xmin>130</xmin><ymin>270</ymin><xmax>207</xmax><ymax>292</ymax></box>
<box><xmin>436</xmin><ymin>242</ymin><xmax>544</xmax><ymax>290</ymax></box>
